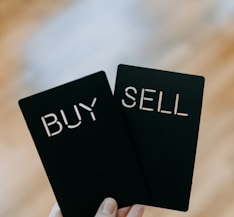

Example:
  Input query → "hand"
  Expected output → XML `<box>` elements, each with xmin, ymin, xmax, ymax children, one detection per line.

<box><xmin>48</xmin><ymin>197</ymin><xmax>144</xmax><ymax>217</ymax></box>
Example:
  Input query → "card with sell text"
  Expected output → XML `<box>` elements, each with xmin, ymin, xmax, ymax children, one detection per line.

<box><xmin>114</xmin><ymin>64</ymin><xmax>205</xmax><ymax>211</ymax></box>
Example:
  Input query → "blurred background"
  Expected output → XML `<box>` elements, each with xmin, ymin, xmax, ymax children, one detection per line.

<box><xmin>0</xmin><ymin>0</ymin><xmax>234</xmax><ymax>216</ymax></box>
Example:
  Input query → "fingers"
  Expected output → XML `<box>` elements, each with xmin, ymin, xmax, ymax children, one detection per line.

<box><xmin>126</xmin><ymin>205</ymin><xmax>144</xmax><ymax>217</ymax></box>
<box><xmin>48</xmin><ymin>203</ymin><xmax>63</xmax><ymax>217</ymax></box>
<box><xmin>95</xmin><ymin>197</ymin><xmax>118</xmax><ymax>217</ymax></box>
<box><xmin>48</xmin><ymin>199</ymin><xmax>144</xmax><ymax>217</ymax></box>
<box><xmin>117</xmin><ymin>206</ymin><xmax>131</xmax><ymax>217</ymax></box>
<box><xmin>117</xmin><ymin>205</ymin><xmax>144</xmax><ymax>217</ymax></box>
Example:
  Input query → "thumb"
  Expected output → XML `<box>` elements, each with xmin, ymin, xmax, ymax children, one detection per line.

<box><xmin>95</xmin><ymin>198</ymin><xmax>118</xmax><ymax>217</ymax></box>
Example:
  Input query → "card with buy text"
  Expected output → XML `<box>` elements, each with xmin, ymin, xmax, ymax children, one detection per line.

<box><xmin>18</xmin><ymin>71</ymin><xmax>149</xmax><ymax>217</ymax></box>
<box><xmin>114</xmin><ymin>64</ymin><xmax>205</xmax><ymax>211</ymax></box>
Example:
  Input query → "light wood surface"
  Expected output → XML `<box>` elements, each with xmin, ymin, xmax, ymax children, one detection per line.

<box><xmin>0</xmin><ymin>1</ymin><xmax>234</xmax><ymax>217</ymax></box>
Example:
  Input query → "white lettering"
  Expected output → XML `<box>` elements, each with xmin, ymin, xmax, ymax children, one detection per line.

<box><xmin>174</xmin><ymin>94</ymin><xmax>188</xmax><ymax>117</ymax></box>
<box><xmin>120</xmin><ymin>86</ymin><xmax>189</xmax><ymax>117</ymax></box>
<box><xmin>157</xmin><ymin>91</ymin><xmax>172</xmax><ymax>114</ymax></box>
<box><xmin>60</xmin><ymin>105</ymin><xmax>82</xmax><ymax>129</ymax></box>
<box><xmin>121</xmin><ymin>86</ymin><xmax>137</xmax><ymax>108</ymax></box>
<box><xmin>41</xmin><ymin>113</ymin><xmax>63</xmax><ymax>137</ymax></box>
<box><xmin>139</xmin><ymin>88</ymin><xmax>156</xmax><ymax>111</ymax></box>
<box><xmin>41</xmin><ymin>97</ymin><xmax>97</xmax><ymax>137</ymax></box>
<box><xmin>79</xmin><ymin>97</ymin><xmax>97</xmax><ymax>121</ymax></box>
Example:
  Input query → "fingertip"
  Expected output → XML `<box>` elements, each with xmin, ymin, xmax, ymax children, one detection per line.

<box><xmin>126</xmin><ymin>204</ymin><xmax>144</xmax><ymax>217</ymax></box>
<box><xmin>101</xmin><ymin>197</ymin><xmax>118</xmax><ymax>215</ymax></box>
<box><xmin>95</xmin><ymin>197</ymin><xmax>118</xmax><ymax>217</ymax></box>
<box><xmin>117</xmin><ymin>206</ymin><xmax>131</xmax><ymax>217</ymax></box>
<box><xmin>48</xmin><ymin>203</ymin><xmax>63</xmax><ymax>217</ymax></box>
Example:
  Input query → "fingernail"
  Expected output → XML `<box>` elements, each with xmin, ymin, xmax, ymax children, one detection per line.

<box><xmin>101</xmin><ymin>198</ymin><xmax>117</xmax><ymax>215</ymax></box>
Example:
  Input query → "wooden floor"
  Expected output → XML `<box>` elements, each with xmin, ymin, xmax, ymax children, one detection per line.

<box><xmin>0</xmin><ymin>0</ymin><xmax>234</xmax><ymax>217</ymax></box>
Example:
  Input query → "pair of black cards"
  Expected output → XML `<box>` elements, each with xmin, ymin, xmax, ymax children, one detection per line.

<box><xmin>19</xmin><ymin>64</ymin><xmax>205</xmax><ymax>217</ymax></box>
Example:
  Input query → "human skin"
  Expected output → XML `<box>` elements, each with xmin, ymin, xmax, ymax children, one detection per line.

<box><xmin>48</xmin><ymin>198</ymin><xmax>144</xmax><ymax>217</ymax></box>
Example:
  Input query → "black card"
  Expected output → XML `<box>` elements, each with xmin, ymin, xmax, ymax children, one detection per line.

<box><xmin>114</xmin><ymin>64</ymin><xmax>205</xmax><ymax>211</ymax></box>
<box><xmin>19</xmin><ymin>71</ymin><xmax>149</xmax><ymax>217</ymax></box>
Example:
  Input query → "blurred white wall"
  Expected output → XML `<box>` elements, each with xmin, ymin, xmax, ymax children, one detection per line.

<box><xmin>22</xmin><ymin>0</ymin><xmax>234</xmax><ymax>93</ymax></box>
